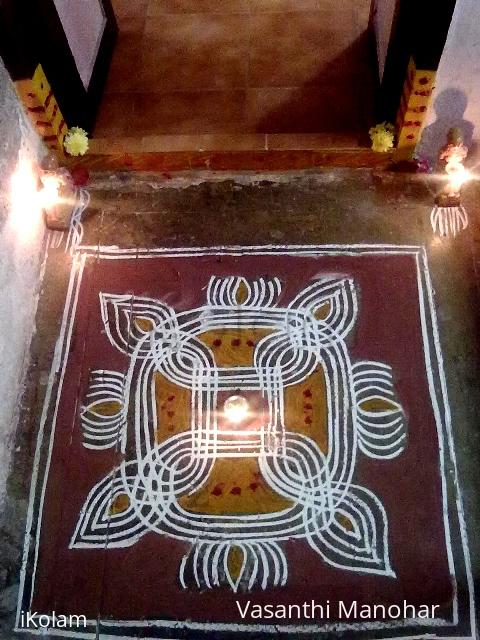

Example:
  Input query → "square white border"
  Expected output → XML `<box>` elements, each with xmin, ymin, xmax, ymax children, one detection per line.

<box><xmin>15</xmin><ymin>245</ymin><xmax>476</xmax><ymax>640</ymax></box>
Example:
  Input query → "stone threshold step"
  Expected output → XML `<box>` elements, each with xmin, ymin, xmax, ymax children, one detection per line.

<box><xmin>88</xmin><ymin>133</ymin><xmax>366</xmax><ymax>154</ymax></box>
<box><xmin>69</xmin><ymin>149</ymin><xmax>393</xmax><ymax>173</ymax></box>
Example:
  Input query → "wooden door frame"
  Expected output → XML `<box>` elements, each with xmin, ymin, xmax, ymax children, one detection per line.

<box><xmin>0</xmin><ymin>0</ymin><xmax>118</xmax><ymax>132</ymax></box>
<box><xmin>32</xmin><ymin>0</ymin><xmax>118</xmax><ymax>132</ymax></box>
<box><xmin>377</xmin><ymin>0</ymin><xmax>457</xmax><ymax>123</ymax></box>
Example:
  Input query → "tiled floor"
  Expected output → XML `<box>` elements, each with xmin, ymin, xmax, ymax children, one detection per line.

<box><xmin>94</xmin><ymin>0</ymin><xmax>376</xmax><ymax>146</ymax></box>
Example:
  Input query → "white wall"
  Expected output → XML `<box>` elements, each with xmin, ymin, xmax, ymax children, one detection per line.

<box><xmin>0</xmin><ymin>59</ymin><xmax>45</xmax><ymax>504</ymax></box>
<box><xmin>372</xmin><ymin>0</ymin><xmax>397</xmax><ymax>80</ymax></box>
<box><xmin>418</xmin><ymin>0</ymin><xmax>480</xmax><ymax>162</ymax></box>
<box><xmin>52</xmin><ymin>0</ymin><xmax>106</xmax><ymax>89</ymax></box>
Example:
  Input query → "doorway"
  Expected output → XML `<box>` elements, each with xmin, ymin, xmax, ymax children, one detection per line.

<box><xmin>93</xmin><ymin>0</ymin><xmax>377</xmax><ymax>150</ymax></box>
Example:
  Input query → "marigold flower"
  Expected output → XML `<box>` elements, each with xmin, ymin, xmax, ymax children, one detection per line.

<box><xmin>369</xmin><ymin>122</ymin><xmax>395</xmax><ymax>153</ymax></box>
<box><xmin>64</xmin><ymin>127</ymin><xmax>89</xmax><ymax>156</ymax></box>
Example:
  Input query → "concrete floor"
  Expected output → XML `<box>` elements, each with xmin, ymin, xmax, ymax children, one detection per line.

<box><xmin>0</xmin><ymin>168</ymin><xmax>479</xmax><ymax>639</ymax></box>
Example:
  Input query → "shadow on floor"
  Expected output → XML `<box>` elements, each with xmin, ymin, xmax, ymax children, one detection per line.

<box><xmin>253</xmin><ymin>31</ymin><xmax>377</xmax><ymax>138</ymax></box>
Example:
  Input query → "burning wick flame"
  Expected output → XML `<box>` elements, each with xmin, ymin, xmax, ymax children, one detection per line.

<box><xmin>10</xmin><ymin>160</ymin><xmax>65</xmax><ymax>216</ymax></box>
<box><xmin>38</xmin><ymin>173</ymin><xmax>63</xmax><ymax>210</ymax></box>
<box><xmin>445</xmin><ymin>160</ymin><xmax>471</xmax><ymax>193</ymax></box>
<box><xmin>223</xmin><ymin>395</ymin><xmax>249</xmax><ymax>424</ymax></box>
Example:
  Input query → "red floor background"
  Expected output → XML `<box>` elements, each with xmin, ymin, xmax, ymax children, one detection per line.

<box><xmin>31</xmin><ymin>252</ymin><xmax>453</xmax><ymax>625</ymax></box>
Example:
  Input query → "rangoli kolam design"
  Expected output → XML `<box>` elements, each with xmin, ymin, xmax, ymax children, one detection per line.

<box><xmin>18</xmin><ymin>246</ymin><xmax>475</xmax><ymax>640</ymax></box>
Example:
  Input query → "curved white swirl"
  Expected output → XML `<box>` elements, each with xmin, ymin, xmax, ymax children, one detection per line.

<box><xmin>74</xmin><ymin>275</ymin><xmax>406</xmax><ymax>590</ymax></box>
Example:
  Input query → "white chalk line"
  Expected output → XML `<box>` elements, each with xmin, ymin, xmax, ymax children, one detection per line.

<box><xmin>15</xmin><ymin>253</ymin><xmax>86</xmax><ymax>626</ymax></box>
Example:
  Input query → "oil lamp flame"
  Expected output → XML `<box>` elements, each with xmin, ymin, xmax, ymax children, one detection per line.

<box><xmin>38</xmin><ymin>173</ymin><xmax>63</xmax><ymax>209</ymax></box>
<box><xmin>224</xmin><ymin>395</ymin><xmax>249</xmax><ymax>424</ymax></box>
<box><xmin>446</xmin><ymin>163</ymin><xmax>471</xmax><ymax>191</ymax></box>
